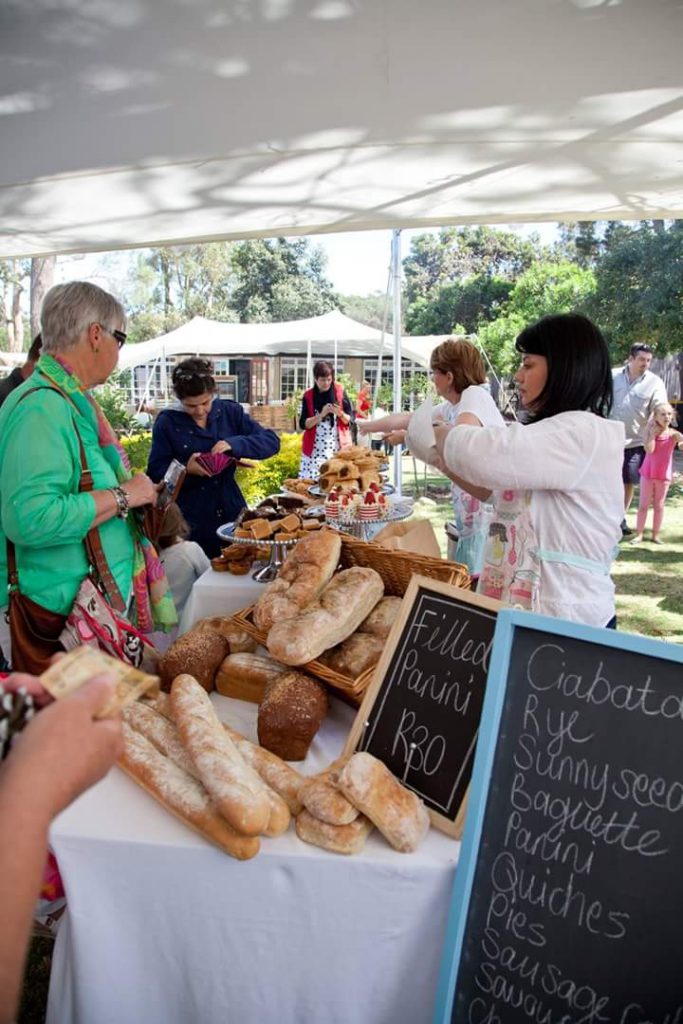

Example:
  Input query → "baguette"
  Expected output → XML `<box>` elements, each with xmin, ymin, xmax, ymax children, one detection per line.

<box><xmin>298</xmin><ymin>759</ymin><xmax>358</xmax><ymax>826</ymax></box>
<box><xmin>123</xmin><ymin>701</ymin><xmax>290</xmax><ymax>833</ymax></box>
<box><xmin>252</xmin><ymin>529</ymin><xmax>341</xmax><ymax>632</ymax></box>
<box><xmin>119</xmin><ymin>724</ymin><xmax>260</xmax><ymax>860</ymax></box>
<box><xmin>222</xmin><ymin>723</ymin><xmax>304</xmax><ymax>815</ymax></box>
<box><xmin>171</xmin><ymin>674</ymin><xmax>271</xmax><ymax>836</ymax></box>
<box><xmin>267</xmin><ymin>567</ymin><xmax>384</xmax><ymax>665</ymax></box>
<box><xmin>336</xmin><ymin>752</ymin><xmax>430</xmax><ymax>853</ymax></box>
<box><xmin>215</xmin><ymin>652</ymin><xmax>289</xmax><ymax>703</ymax></box>
<box><xmin>123</xmin><ymin>702</ymin><xmax>197</xmax><ymax>778</ymax></box>
<box><xmin>295</xmin><ymin>809</ymin><xmax>373</xmax><ymax>855</ymax></box>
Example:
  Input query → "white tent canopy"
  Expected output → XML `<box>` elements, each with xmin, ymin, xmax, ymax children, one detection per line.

<box><xmin>1</xmin><ymin>0</ymin><xmax>682</xmax><ymax>259</ymax></box>
<box><xmin>117</xmin><ymin>310</ymin><xmax>444</xmax><ymax>370</ymax></box>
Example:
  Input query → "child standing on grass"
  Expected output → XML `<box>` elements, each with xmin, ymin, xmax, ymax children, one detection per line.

<box><xmin>633</xmin><ymin>403</ymin><xmax>683</xmax><ymax>544</ymax></box>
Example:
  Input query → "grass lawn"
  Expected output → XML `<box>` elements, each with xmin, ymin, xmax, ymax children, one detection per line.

<box><xmin>398</xmin><ymin>453</ymin><xmax>683</xmax><ymax>647</ymax></box>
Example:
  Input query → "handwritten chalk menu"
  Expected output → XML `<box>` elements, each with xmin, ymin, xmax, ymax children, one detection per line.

<box><xmin>344</xmin><ymin>576</ymin><xmax>501</xmax><ymax>837</ymax></box>
<box><xmin>432</xmin><ymin>609</ymin><xmax>683</xmax><ymax>1024</ymax></box>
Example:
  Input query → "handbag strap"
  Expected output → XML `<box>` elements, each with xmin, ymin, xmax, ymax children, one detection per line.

<box><xmin>5</xmin><ymin>384</ymin><xmax>126</xmax><ymax>613</ymax></box>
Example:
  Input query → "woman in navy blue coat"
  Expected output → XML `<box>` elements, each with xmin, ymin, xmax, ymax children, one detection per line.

<box><xmin>147</xmin><ymin>359</ymin><xmax>280</xmax><ymax>557</ymax></box>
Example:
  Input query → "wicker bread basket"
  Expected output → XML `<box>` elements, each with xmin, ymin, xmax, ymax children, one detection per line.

<box><xmin>231</xmin><ymin>534</ymin><xmax>470</xmax><ymax>705</ymax></box>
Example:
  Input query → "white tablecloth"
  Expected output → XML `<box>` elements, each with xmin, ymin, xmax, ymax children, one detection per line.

<box><xmin>46</xmin><ymin>694</ymin><xmax>459</xmax><ymax>1024</ymax></box>
<box><xmin>178</xmin><ymin>568</ymin><xmax>264</xmax><ymax>634</ymax></box>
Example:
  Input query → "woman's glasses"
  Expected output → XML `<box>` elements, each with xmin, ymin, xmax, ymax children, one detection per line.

<box><xmin>99</xmin><ymin>324</ymin><xmax>127</xmax><ymax>349</ymax></box>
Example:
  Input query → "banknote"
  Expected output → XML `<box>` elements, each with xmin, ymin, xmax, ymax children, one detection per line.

<box><xmin>40</xmin><ymin>647</ymin><xmax>160</xmax><ymax>718</ymax></box>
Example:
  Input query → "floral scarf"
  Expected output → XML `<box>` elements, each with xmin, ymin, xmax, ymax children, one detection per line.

<box><xmin>39</xmin><ymin>354</ymin><xmax>177</xmax><ymax>633</ymax></box>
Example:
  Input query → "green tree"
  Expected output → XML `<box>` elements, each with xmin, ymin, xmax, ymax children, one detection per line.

<box><xmin>477</xmin><ymin>261</ymin><xmax>596</xmax><ymax>375</ymax></box>
<box><xmin>584</xmin><ymin>221</ymin><xmax>683</xmax><ymax>358</ymax></box>
<box><xmin>339</xmin><ymin>292</ymin><xmax>390</xmax><ymax>331</ymax></box>
<box><xmin>230</xmin><ymin>238</ymin><xmax>337</xmax><ymax>322</ymax></box>
<box><xmin>403</xmin><ymin>226</ymin><xmax>542</xmax><ymax>304</ymax></box>
<box><xmin>405</xmin><ymin>275</ymin><xmax>512</xmax><ymax>335</ymax></box>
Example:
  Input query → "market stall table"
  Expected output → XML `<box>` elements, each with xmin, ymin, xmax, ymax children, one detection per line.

<box><xmin>178</xmin><ymin>567</ymin><xmax>263</xmax><ymax>634</ymax></box>
<box><xmin>46</xmin><ymin>694</ymin><xmax>459</xmax><ymax>1024</ymax></box>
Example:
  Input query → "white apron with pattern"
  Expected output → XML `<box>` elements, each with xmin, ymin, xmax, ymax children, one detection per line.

<box><xmin>477</xmin><ymin>489</ymin><xmax>541</xmax><ymax>610</ymax></box>
<box><xmin>477</xmin><ymin>488</ymin><xmax>618</xmax><ymax>613</ymax></box>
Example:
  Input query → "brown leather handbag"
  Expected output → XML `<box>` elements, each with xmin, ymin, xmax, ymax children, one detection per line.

<box><xmin>6</xmin><ymin>386</ymin><xmax>127</xmax><ymax>675</ymax></box>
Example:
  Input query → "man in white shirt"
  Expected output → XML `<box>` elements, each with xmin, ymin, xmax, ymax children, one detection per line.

<box><xmin>611</xmin><ymin>343</ymin><xmax>667</xmax><ymax>535</ymax></box>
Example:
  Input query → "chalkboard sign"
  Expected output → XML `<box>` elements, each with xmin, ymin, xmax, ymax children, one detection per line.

<box><xmin>344</xmin><ymin>576</ymin><xmax>501</xmax><ymax>837</ymax></box>
<box><xmin>433</xmin><ymin>609</ymin><xmax>683</xmax><ymax>1024</ymax></box>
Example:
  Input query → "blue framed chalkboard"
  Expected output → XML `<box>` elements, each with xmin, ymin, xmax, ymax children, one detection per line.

<box><xmin>432</xmin><ymin>609</ymin><xmax>683</xmax><ymax>1024</ymax></box>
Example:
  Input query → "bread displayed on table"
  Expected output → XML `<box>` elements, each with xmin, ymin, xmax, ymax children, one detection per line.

<box><xmin>295</xmin><ymin>809</ymin><xmax>373</xmax><ymax>855</ymax></box>
<box><xmin>119</xmin><ymin>723</ymin><xmax>261</xmax><ymax>861</ymax></box>
<box><xmin>252</xmin><ymin>528</ymin><xmax>341</xmax><ymax>632</ymax></box>
<box><xmin>193</xmin><ymin>617</ymin><xmax>257</xmax><ymax>653</ymax></box>
<box><xmin>222</xmin><ymin>722</ymin><xmax>304</xmax><ymax>815</ymax></box>
<box><xmin>318</xmin><ymin>448</ymin><xmax>387</xmax><ymax>494</ymax></box>
<box><xmin>318</xmin><ymin>632</ymin><xmax>384</xmax><ymax>677</ymax></box>
<box><xmin>215</xmin><ymin>651</ymin><xmax>290</xmax><ymax>703</ymax></box>
<box><xmin>172</xmin><ymin>674</ymin><xmax>273</xmax><ymax>836</ymax></box>
<box><xmin>336</xmin><ymin>752</ymin><xmax>430</xmax><ymax>853</ymax></box>
<box><xmin>158</xmin><ymin>629</ymin><xmax>231</xmax><ymax>693</ymax></box>
<box><xmin>257</xmin><ymin>671</ymin><xmax>329</xmax><ymax>761</ymax></box>
<box><xmin>358</xmin><ymin>596</ymin><xmax>403</xmax><ymax>639</ymax></box>
<box><xmin>266</xmin><ymin>566</ymin><xmax>384</xmax><ymax>665</ymax></box>
<box><xmin>298</xmin><ymin>759</ymin><xmax>359</xmax><ymax>826</ymax></box>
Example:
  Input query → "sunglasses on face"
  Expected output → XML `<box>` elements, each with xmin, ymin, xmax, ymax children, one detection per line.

<box><xmin>98</xmin><ymin>323</ymin><xmax>127</xmax><ymax>349</ymax></box>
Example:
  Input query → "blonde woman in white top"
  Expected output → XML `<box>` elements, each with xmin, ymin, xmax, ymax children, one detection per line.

<box><xmin>358</xmin><ymin>338</ymin><xmax>504</xmax><ymax>577</ymax></box>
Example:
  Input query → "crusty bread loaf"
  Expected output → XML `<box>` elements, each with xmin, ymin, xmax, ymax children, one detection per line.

<box><xmin>193</xmin><ymin>617</ymin><xmax>256</xmax><ymax>653</ymax></box>
<box><xmin>142</xmin><ymin>690</ymin><xmax>173</xmax><ymax>718</ymax></box>
<box><xmin>123</xmin><ymin>702</ymin><xmax>197</xmax><ymax>777</ymax></box>
<box><xmin>119</xmin><ymin>724</ymin><xmax>260</xmax><ymax>860</ymax></box>
<box><xmin>267</xmin><ymin>567</ymin><xmax>384</xmax><ymax>666</ymax></box>
<box><xmin>215</xmin><ymin>652</ymin><xmax>289</xmax><ymax>703</ymax></box>
<box><xmin>336</xmin><ymin>752</ymin><xmax>430</xmax><ymax>853</ymax></box>
<box><xmin>171</xmin><ymin>674</ymin><xmax>271</xmax><ymax>836</ymax></box>
<box><xmin>318</xmin><ymin>632</ymin><xmax>384</xmax><ymax>678</ymax></box>
<box><xmin>223</xmin><ymin>723</ymin><xmax>304</xmax><ymax>815</ymax></box>
<box><xmin>252</xmin><ymin>529</ymin><xmax>341</xmax><ymax>632</ymax></box>
<box><xmin>257</xmin><ymin>671</ymin><xmax>329</xmax><ymax>761</ymax></box>
<box><xmin>298</xmin><ymin>759</ymin><xmax>359</xmax><ymax>826</ymax></box>
<box><xmin>358</xmin><ymin>596</ymin><xmax>403</xmax><ymax>639</ymax></box>
<box><xmin>158</xmin><ymin>629</ymin><xmax>230</xmax><ymax>693</ymax></box>
<box><xmin>295</xmin><ymin>809</ymin><xmax>373</xmax><ymax>855</ymax></box>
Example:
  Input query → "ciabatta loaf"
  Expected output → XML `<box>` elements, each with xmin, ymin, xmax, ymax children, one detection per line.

<box><xmin>318</xmin><ymin>632</ymin><xmax>384</xmax><ymax>678</ymax></box>
<box><xmin>266</xmin><ymin>567</ymin><xmax>384</xmax><ymax>665</ymax></box>
<box><xmin>337</xmin><ymin>752</ymin><xmax>430</xmax><ymax>853</ymax></box>
<box><xmin>119</xmin><ymin>724</ymin><xmax>260</xmax><ymax>860</ymax></box>
<box><xmin>295</xmin><ymin>810</ymin><xmax>373</xmax><ymax>855</ymax></box>
<box><xmin>193</xmin><ymin>617</ymin><xmax>256</xmax><ymax>653</ymax></box>
<box><xmin>298</xmin><ymin>759</ymin><xmax>358</xmax><ymax>826</ymax></box>
<box><xmin>252</xmin><ymin>529</ymin><xmax>341</xmax><ymax>632</ymax></box>
<box><xmin>358</xmin><ymin>596</ymin><xmax>403</xmax><ymax>639</ymax></box>
<box><xmin>171</xmin><ymin>674</ymin><xmax>271</xmax><ymax>836</ymax></box>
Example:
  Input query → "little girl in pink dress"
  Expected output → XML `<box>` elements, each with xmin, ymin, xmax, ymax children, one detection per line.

<box><xmin>633</xmin><ymin>403</ymin><xmax>683</xmax><ymax>544</ymax></box>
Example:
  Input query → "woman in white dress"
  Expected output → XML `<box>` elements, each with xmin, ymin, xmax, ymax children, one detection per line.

<box><xmin>298</xmin><ymin>360</ymin><xmax>353</xmax><ymax>479</ymax></box>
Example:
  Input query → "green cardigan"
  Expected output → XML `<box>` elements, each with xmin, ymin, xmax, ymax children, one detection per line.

<box><xmin>0</xmin><ymin>370</ymin><xmax>134</xmax><ymax>616</ymax></box>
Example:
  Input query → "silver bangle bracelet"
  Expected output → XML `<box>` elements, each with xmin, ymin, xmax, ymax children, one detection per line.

<box><xmin>109</xmin><ymin>486</ymin><xmax>130</xmax><ymax>520</ymax></box>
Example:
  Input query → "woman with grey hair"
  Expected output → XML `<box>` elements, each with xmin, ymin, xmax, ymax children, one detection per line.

<box><xmin>0</xmin><ymin>280</ymin><xmax>176</xmax><ymax>671</ymax></box>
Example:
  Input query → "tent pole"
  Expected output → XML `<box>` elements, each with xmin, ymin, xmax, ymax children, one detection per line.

<box><xmin>307</xmin><ymin>338</ymin><xmax>312</xmax><ymax>388</ymax></box>
<box><xmin>391</xmin><ymin>229</ymin><xmax>402</xmax><ymax>496</ymax></box>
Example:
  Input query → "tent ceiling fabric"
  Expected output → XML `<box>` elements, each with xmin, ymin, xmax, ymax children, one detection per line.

<box><xmin>1</xmin><ymin>0</ymin><xmax>682</xmax><ymax>259</ymax></box>
<box><xmin>116</xmin><ymin>311</ymin><xmax>442</xmax><ymax>369</ymax></box>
